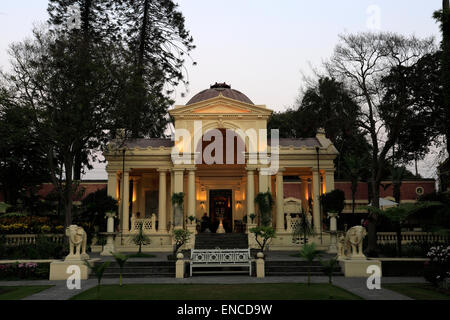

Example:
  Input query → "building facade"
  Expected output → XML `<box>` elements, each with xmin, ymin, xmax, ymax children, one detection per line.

<box><xmin>104</xmin><ymin>83</ymin><xmax>338</xmax><ymax>251</ymax></box>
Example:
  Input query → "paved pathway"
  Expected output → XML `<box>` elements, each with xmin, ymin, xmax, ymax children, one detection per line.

<box><xmin>0</xmin><ymin>276</ymin><xmax>426</xmax><ymax>300</ymax></box>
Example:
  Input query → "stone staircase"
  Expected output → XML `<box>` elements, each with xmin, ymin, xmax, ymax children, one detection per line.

<box><xmin>265</xmin><ymin>260</ymin><xmax>343</xmax><ymax>276</ymax></box>
<box><xmin>95</xmin><ymin>260</ymin><xmax>176</xmax><ymax>278</ymax></box>
<box><xmin>195</xmin><ymin>233</ymin><xmax>248</xmax><ymax>249</ymax></box>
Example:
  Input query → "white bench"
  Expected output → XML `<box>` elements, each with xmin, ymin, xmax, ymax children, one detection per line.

<box><xmin>190</xmin><ymin>249</ymin><xmax>252</xmax><ymax>276</ymax></box>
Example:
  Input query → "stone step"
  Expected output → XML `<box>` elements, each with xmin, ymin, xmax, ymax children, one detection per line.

<box><xmin>265</xmin><ymin>261</ymin><xmax>324</xmax><ymax>267</ymax></box>
<box><xmin>264</xmin><ymin>260</ymin><xmax>343</xmax><ymax>276</ymax></box>
<box><xmin>266</xmin><ymin>272</ymin><xmax>343</xmax><ymax>276</ymax></box>
<box><xmin>103</xmin><ymin>267</ymin><xmax>175</xmax><ymax>273</ymax></box>
<box><xmin>102</xmin><ymin>273</ymin><xmax>175</xmax><ymax>278</ymax></box>
<box><xmin>101</xmin><ymin>261</ymin><xmax>174</xmax><ymax>267</ymax></box>
<box><xmin>195</xmin><ymin>234</ymin><xmax>248</xmax><ymax>249</ymax></box>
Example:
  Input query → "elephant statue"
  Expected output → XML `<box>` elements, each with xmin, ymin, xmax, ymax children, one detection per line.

<box><xmin>65</xmin><ymin>225</ymin><xmax>89</xmax><ymax>261</ymax></box>
<box><xmin>343</xmin><ymin>226</ymin><xmax>367</xmax><ymax>259</ymax></box>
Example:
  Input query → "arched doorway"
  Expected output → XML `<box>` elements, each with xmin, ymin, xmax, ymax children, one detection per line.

<box><xmin>196</xmin><ymin>128</ymin><xmax>247</xmax><ymax>233</ymax></box>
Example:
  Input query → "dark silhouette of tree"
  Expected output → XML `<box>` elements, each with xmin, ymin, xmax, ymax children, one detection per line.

<box><xmin>325</xmin><ymin>32</ymin><xmax>435</xmax><ymax>255</ymax></box>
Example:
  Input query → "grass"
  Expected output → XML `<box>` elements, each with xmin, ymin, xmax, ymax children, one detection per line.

<box><xmin>384</xmin><ymin>283</ymin><xmax>450</xmax><ymax>300</ymax></box>
<box><xmin>0</xmin><ymin>286</ymin><xmax>52</xmax><ymax>300</ymax></box>
<box><xmin>126</xmin><ymin>253</ymin><xmax>156</xmax><ymax>258</ymax></box>
<box><xmin>71</xmin><ymin>283</ymin><xmax>362</xmax><ymax>300</ymax></box>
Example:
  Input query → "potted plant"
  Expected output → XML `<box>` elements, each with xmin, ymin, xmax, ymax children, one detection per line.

<box><xmin>249</xmin><ymin>226</ymin><xmax>276</xmax><ymax>254</ymax></box>
<box><xmin>254</xmin><ymin>192</ymin><xmax>274</xmax><ymax>226</ymax></box>
<box><xmin>188</xmin><ymin>215</ymin><xmax>196</xmax><ymax>225</ymax></box>
<box><xmin>249</xmin><ymin>213</ymin><xmax>257</xmax><ymax>224</ymax></box>
<box><xmin>172</xmin><ymin>193</ymin><xmax>184</xmax><ymax>227</ymax></box>
<box><xmin>169</xmin><ymin>229</ymin><xmax>191</xmax><ymax>260</ymax></box>
<box><xmin>320</xmin><ymin>190</ymin><xmax>345</xmax><ymax>216</ymax></box>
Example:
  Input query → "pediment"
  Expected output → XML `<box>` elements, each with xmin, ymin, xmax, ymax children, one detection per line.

<box><xmin>193</xmin><ymin>104</ymin><xmax>251</xmax><ymax>114</ymax></box>
<box><xmin>170</xmin><ymin>95</ymin><xmax>272</xmax><ymax>117</ymax></box>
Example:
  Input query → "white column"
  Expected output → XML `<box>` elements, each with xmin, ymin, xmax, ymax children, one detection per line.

<box><xmin>107</xmin><ymin>172</ymin><xmax>118</xmax><ymax>200</ymax></box>
<box><xmin>325</xmin><ymin>170</ymin><xmax>335</xmax><ymax>194</ymax></box>
<box><xmin>158</xmin><ymin>169</ymin><xmax>167</xmax><ymax>233</ymax></box>
<box><xmin>122</xmin><ymin>171</ymin><xmax>130</xmax><ymax>233</ymax></box>
<box><xmin>173</xmin><ymin>169</ymin><xmax>184</xmax><ymax>193</ymax></box>
<box><xmin>258</xmin><ymin>168</ymin><xmax>269</xmax><ymax>193</ymax></box>
<box><xmin>188</xmin><ymin>169</ymin><xmax>196</xmax><ymax>217</ymax></box>
<box><xmin>246</xmin><ymin>168</ymin><xmax>255</xmax><ymax>216</ymax></box>
<box><xmin>312</xmin><ymin>170</ymin><xmax>321</xmax><ymax>234</ymax></box>
<box><xmin>300</xmin><ymin>177</ymin><xmax>308</xmax><ymax>212</ymax></box>
<box><xmin>173</xmin><ymin>168</ymin><xmax>185</xmax><ymax>228</ymax></box>
<box><xmin>275</xmin><ymin>169</ymin><xmax>285</xmax><ymax>233</ymax></box>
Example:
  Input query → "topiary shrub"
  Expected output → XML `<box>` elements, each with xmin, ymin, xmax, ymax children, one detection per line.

<box><xmin>320</xmin><ymin>189</ymin><xmax>345</xmax><ymax>214</ymax></box>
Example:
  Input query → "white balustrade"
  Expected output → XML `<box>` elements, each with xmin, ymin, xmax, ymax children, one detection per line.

<box><xmin>377</xmin><ymin>232</ymin><xmax>450</xmax><ymax>244</ymax></box>
<box><xmin>3</xmin><ymin>234</ymin><xmax>64</xmax><ymax>246</ymax></box>
<box><xmin>130</xmin><ymin>215</ymin><xmax>157</xmax><ymax>234</ymax></box>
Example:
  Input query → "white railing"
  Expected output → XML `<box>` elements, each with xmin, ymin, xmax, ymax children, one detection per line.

<box><xmin>286</xmin><ymin>215</ymin><xmax>300</xmax><ymax>233</ymax></box>
<box><xmin>377</xmin><ymin>232</ymin><xmax>450</xmax><ymax>244</ymax></box>
<box><xmin>130</xmin><ymin>215</ymin><xmax>156</xmax><ymax>233</ymax></box>
<box><xmin>3</xmin><ymin>234</ymin><xmax>65</xmax><ymax>247</ymax></box>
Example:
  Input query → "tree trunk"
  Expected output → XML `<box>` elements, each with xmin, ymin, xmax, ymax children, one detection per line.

<box><xmin>367</xmin><ymin>177</ymin><xmax>380</xmax><ymax>256</ymax></box>
<box><xmin>64</xmin><ymin>158</ymin><xmax>74</xmax><ymax>228</ymax></box>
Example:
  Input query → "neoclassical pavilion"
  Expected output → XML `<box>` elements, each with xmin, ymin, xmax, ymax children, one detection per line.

<box><xmin>104</xmin><ymin>83</ymin><xmax>338</xmax><ymax>251</ymax></box>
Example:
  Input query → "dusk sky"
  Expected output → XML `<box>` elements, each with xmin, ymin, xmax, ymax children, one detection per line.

<box><xmin>0</xmin><ymin>1</ymin><xmax>445</xmax><ymax>179</ymax></box>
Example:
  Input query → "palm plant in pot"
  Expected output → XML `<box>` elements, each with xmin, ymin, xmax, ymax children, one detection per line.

<box><xmin>254</xmin><ymin>192</ymin><xmax>274</xmax><ymax>227</ymax></box>
<box><xmin>172</xmin><ymin>192</ymin><xmax>185</xmax><ymax>227</ymax></box>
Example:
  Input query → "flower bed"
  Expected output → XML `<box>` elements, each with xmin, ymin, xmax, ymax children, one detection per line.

<box><xmin>0</xmin><ymin>216</ymin><xmax>64</xmax><ymax>234</ymax></box>
<box><xmin>424</xmin><ymin>245</ymin><xmax>450</xmax><ymax>287</ymax></box>
<box><xmin>0</xmin><ymin>262</ymin><xmax>50</xmax><ymax>281</ymax></box>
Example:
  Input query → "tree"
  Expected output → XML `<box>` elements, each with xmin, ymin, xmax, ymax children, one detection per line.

<box><xmin>47</xmin><ymin>0</ymin><xmax>119</xmax><ymax>180</ymax></box>
<box><xmin>320</xmin><ymin>190</ymin><xmax>345</xmax><ymax>215</ymax></box>
<box><xmin>320</xmin><ymin>258</ymin><xmax>339</xmax><ymax>284</ymax></box>
<box><xmin>172</xmin><ymin>229</ymin><xmax>191</xmax><ymax>257</ymax></box>
<box><xmin>343</xmin><ymin>155</ymin><xmax>367</xmax><ymax>214</ymax></box>
<box><xmin>298</xmin><ymin>243</ymin><xmax>321</xmax><ymax>286</ymax></box>
<box><xmin>5</xmin><ymin>28</ymin><xmax>125</xmax><ymax>228</ymax></box>
<box><xmin>268</xmin><ymin>77</ymin><xmax>371</xmax><ymax>179</ymax></box>
<box><xmin>114</xmin><ymin>0</ymin><xmax>195</xmax><ymax>138</ymax></box>
<box><xmin>111</xmin><ymin>252</ymin><xmax>129</xmax><ymax>287</ymax></box>
<box><xmin>254</xmin><ymin>192</ymin><xmax>274</xmax><ymax>227</ymax></box>
<box><xmin>84</xmin><ymin>260</ymin><xmax>110</xmax><ymax>298</ymax></box>
<box><xmin>132</xmin><ymin>223</ymin><xmax>151</xmax><ymax>254</ymax></box>
<box><xmin>325</xmin><ymin>32</ymin><xmax>435</xmax><ymax>255</ymax></box>
<box><xmin>367</xmin><ymin>202</ymin><xmax>441</xmax><ymax>257</ymax></box>
<box><xmin>249</xmin><ymin>226</ymin><xmax>276</xmax><ymax>253</ymax></box>
<box><xmin>434</xmin><ymin>0</ymin><xmax>450</xmax><ymax>155</ymax></box>
<box><xmin>0</xmin><ymin>90</ymin><xmax>50</xmax><ymax>206</ymax></box>
<box><xmin>76</xmin><ymin>188</ymin><xmax>118</xmax><ymax>237</ymax></box>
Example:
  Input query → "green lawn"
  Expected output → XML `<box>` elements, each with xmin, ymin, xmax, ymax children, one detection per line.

<box><xmin>72</xmin><ymin>283</ymin><xmax>362</xmax><ymax>300</ymax></box>
<box><xmin>383</xmin><ymin>283</ymin><xmax>450</xmax><ymax>300</ymax></box>
<box><xmin>0</xmin><ymin>286</ymin><xmax>52</xmax><ymax>300</ymax></box>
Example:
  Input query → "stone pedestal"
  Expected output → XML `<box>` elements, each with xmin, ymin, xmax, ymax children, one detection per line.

<box><xmin>339</xmin><ymin>258</ymin><xmax>382</xmax><ymax>278</ymax></box>
<box><xmin>247</xmin><ymin>223</ymin><xmax>259</xmax><ymax>249</ymax></box>
<box><xmin>186</xmin><ymin>224</ymin><xmax>197</xmax><ymax>249</ymax></box>
<box><xmin>176</xmin><ymin>253</ymin><xmax>185</xmax><ymax>279</ymax></box>
<box><xmin>256</xmin><ymin>252</ymin><xmax>265</xmax><ymax>278</ymax></box>
<box><xmin>100</xmin><ymin>212</ymin><xmax>117</xmax><ymax>256</ymax></box>
<box><xmin>327</xmin><ymin>212</ymin><xmax>338</xmax><ymax>254</ymax></box>
<box><xmin>49</xmin><ymin>260</ymin><xmax>95</xmax><ymax>280</ymax></box>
